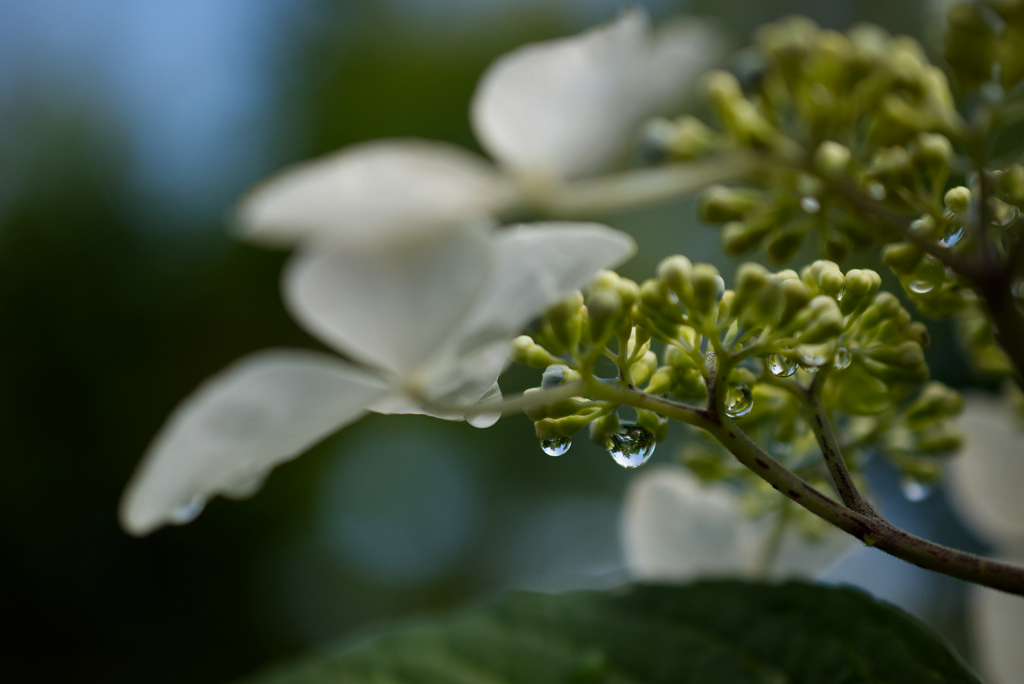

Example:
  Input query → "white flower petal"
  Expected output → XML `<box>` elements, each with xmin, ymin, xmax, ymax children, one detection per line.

<box><xmin>456</xmin><ymin>222</ymin><xmax>637</xmax><ymax>353</ymax></box>
<box><xmin>621</xmin><ymin>466</ymin><xmax>852</xmax><ymax>581</ymax></box>
<box><xmin>470</xmin><ymin>10</ymin><xmax>720</xmax><ymax>180</ymax></box>
<box><xmin>283</xmin><ymin>228</ymin><xmax>493</xmax><ymax>377</ymax></box>
<box><xmin>969</xmin><ymin>553</ymin><xmax>1024</xmax><ymax>684</ymax></box>
<box><xmin>235</xmin><ymin>139</ymin><xmax>512</xmax><ymax>248</ymax></box>
<box><xmin>948</xmin><ymin>394</ymin><xmax>1024</xmax><ymax>548</ymax></box>
<box><xmin>119</xmin><ymin>349</ymin><xmax>389</xmax><ymax>536</ymax></box>
<box><xmin>622</xmin><ymin>466</ymin><xmax>748</xmax><ymax>581</ymax></box>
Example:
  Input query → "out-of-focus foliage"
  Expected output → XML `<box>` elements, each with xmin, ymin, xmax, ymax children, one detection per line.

<box><xmin>242</xmin><ymin>582</ymin><xmax>981</xmax><ymax>684</ymax></box>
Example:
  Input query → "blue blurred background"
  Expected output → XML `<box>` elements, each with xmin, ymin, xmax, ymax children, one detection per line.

<box><xmin>1</xmin><ymin>0</ymin><xmax>991</xmax><ymax>681</ymax></box>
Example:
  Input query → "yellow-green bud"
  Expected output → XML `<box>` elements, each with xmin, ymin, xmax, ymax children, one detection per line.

<box><xmin>882</xmin><ymin>242</ymin><xmax>924</xmax><ymax>274</ymax></box>
<box><xmin>511</xmin><ymin>335</ymin><xmax>562</xmax><ymax>369</ymax></box>
<box><xmin>915</xmin><ymin>429</ymin><xmax>963</xmax><ymax>454</ymax></box>
<box><xmin>912</xmin><ymin>132</ymin><xmax>953</xmax><ymax>169</ymax></box>
<box><xmin>997</xmin><ymin>163</ymin><xmax>1024</xmax><ymax>205</ymax></box>
<box><xmin>902</xmin><ymin>322</ymin><xmax>930</xmax><ymax>349</ymax></box>
<box><xmin>669</xmin><ymin>115</ymin><xmax>719</xmax><ymax>159</ymax></box>
<box><xmin>690</xmin><ymin>263</ymin><xmax>725</xmax><ymax>316</ymax></box>
<box><xmin>721</xmin><ymin>220</ymin><xmax>768</xmax><ymax>256</ymax></box>
<box><xmin>839</xmin><ymin>269</ymin><xmax>881</xmax><ymax>315</ymax></box>
<box><xmin>944</xmin><ymin>186</ymin><xmax>971</xmax><ymax>212</ymax></box>
<box><xmin>778</xmin><ymin>278</ymin><xmax>812</xmax><ymax>327</ymax></box>
<box><xmin>636</xmin><ymin>408</ymin><xmax>669</xmax><ymax>442</ymax></box>
<box><xmin>869</xmin><ymin>340</ymin><xmax>925</xmax><ymax>369</ymax></box>
<box><xmin>866</xmin><ymin>145</ymin><xmax>912</xmax><ymax>179</ymax></box>
<box><xmin>697</xmin><ymin>185</ymin><xmax>760</xmax><ymax>222</ymax></box>
<box><xmin>730</xmin><ymin>262</ymin><xmax>772</xmax><ymax>319</ymax></box>
<box><xmin>586</xmin><ymin>289</ymin><xmax>623</xmax><ymax>348</ymax></box>
<box><xmin>588</xmin><ymin>412</ymin><xmax>620</xmax><ymax>445</ymax></box>
<box><xmin>546</xmin><ymin>291</ymin><xmax>584</xmax><ymax>351</ymax></box>
<box><xmin>795</xmin><ymin>296</ymin><xmax>845</xmax><ymax>343</ymax></box>
<box><xmin>703</xmin><ymin>70</ymin><xmax>743</xmax><ymax>108</ymax></box>
<box><xmin>657</xmin><ymin>255</ymin><xmax>693</xmax><ymax>301</ymax></box>
<box><xmin>616</xmin><ymin>278</ymin><xmax>640</xmax><ymax>310</ymax></box>
<box><xmin>814</xmin><ymin>140</ymin><xmax>852</xmax><ymax>178</ymax></box>
<box><xmin>904</xmin><ymin>381</ymin><xmax>963</xmax><ymax>429</ymax></box>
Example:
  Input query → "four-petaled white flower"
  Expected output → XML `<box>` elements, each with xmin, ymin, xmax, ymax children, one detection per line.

<box><xmin>947</xmin><ymin>394</ymin><xmax>1024</xmax><ymax>684</ymax></box>
<box><xmin>120</xmin><ymin>223</ymin><xmax>636</xmax><ymax>535</ymax></box>
<box><xmin>621</xmin><ymin>466</ymin><xmax>853</xmax><ymax>581</ymax></box>
<box><xmin>234</xmin><ymin>9</ymin><xmax>720</xmax><ymax>249</ymax></box>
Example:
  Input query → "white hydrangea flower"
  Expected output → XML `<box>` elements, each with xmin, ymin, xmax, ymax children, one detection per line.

<box><xmin>235</xmin><ymin>9</ymin><xmax>720</xmax><ymax>248</ymax></box>
<box><xmin>621</xmin><ymin>466</ymin><xmax>853</xmax><ymax>581</ymax></box>
<box><xmin>947</xmin><ymin>394</ymin><xmax>1024</xmax><ymax>684</ymax></box>
<box><xmin>120</xmin><ymin>222</ymin><xmax>635</xmax><ymax>536</ymax></box>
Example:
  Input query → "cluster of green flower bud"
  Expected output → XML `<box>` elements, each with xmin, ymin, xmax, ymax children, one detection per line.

<box><xmin>944</xmin><ymin>0</ymin><xmax>1024</xmax><ymax>93</ymax></box>
<box><xmin>646</xmin><ymin>15</ymin><xmax>968</xmax><ymax>263</ymax></box>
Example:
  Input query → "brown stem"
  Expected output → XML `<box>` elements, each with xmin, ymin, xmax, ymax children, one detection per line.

<box><xmin>585</xmin><ymin>380</ymin><xmax>1024</xmax><ymax>596</ymax></box>
<box><xmin>806</xmin><ymin>368</ymin><xmax>878</xmax><ymax>516</ymax></box>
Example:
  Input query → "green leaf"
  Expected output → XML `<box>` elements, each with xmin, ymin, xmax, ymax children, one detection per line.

<box><xmin>242</xmin><ymin>581</ymin><xmax>980</xmax><ymax>684</ymax></box>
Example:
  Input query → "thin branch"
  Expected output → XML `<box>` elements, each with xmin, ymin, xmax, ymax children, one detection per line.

<box><xmin>585</xmin><ymin>380</ymin><xmax>1024</xmax><ymax>596</ymax></box>
<box><xmin>806</xmin><ymin>368</ymin><xmax>878</xmax><ymax>516</ymax></box>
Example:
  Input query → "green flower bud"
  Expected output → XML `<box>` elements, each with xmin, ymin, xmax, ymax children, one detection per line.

<box><xmin>882</xmin><ymin>242</ymin><xmax>924</xmax><ymax>274</ymax></box>
<box><xmin>814</xmin><ymin>140</ymin><xmax>852</xmax><ymax>178</ymax></box>
<box><xmin>690</xmin><ymin>263</ymin><xmax>725</xmax><ymax>316</ymax></box>
<box><xmin>703</xmin><ymin>69</ymin><xmax>743</xmax><ymax>108</ymax></box>
<box><xmin>616</xmin><ymin>278</ymin><xmax>640</xmax><ymax>311</ymax></box>
<box><xmin>586</xmin><ymin>289</ymin><xmax>624</xmax><ymax>349</ymax></box>
<box><xmin>657</xmin><ymin>255</ymin><xmax>693</xmax><ymax>301</ymax></box>
<box><xmin>997</xmin><ymin>163</ymin><xmax>1024</xmax><ymax>205</ymax></box>
<box><xmin>730</xmin><ymin>262</ymin><xmax>772</xmax><ymax>319</ymax></box>
<box><xmin>668</xmin><ymin>115</ymin><xmax>720</xmax><ymax>159</ymax></box>
<box><xmin>544</xmin><ymin>291</ymin><xmax>585</xmax><ymax>353</ymax></box>
<box><xmin>588</xmin><ymin>411</ymin><xmax>620</xmax><ymax>445</ymax></box>
<box><xmin>630</xmin><ymin>350</ymin><xmax>659</xmax><ymax>386</ymax></box>
<box><xmin>795</xmin><ymin>296</ymin><xmax>845</xmax><ymax>343</ymax></box>
<box><xmin>868</xmin><ymin>340</ymin><xmax>925</xmax><ymax>369</ymax></box>
<box><xmin>536</xmin><ymin>412</ymin><xmax>597</xmax><ymax>441</ymax></box>
<box><xmin>645</xmin><ymin>366</ymin><xmax>677</xmax><ymax>395</ymax></box>
<box><xmin>756</xmin><ymin>15</ymin><xmax>818</xmax><ymax>71</ymax></box>
<box><xmin>839</xmin><ymin>269</ymin><xmax>882</xmax><ymax>315</ymax></box>
<box><xmin>915</xmin><ymin>429</ymin><xmax>963</xmax><ymax>454</ymax></box>
<box><xmin>911</xmin><ymin>132</ymin><xmax>953</xmax><ymax>170</ymax></box>
<box><xmin>943</xmin><ymin>1</ymin><xmax>995</xmax><ymax>88</ymax></box>
<box><xmin>866</xmin><ymin>145</ymin><xmax>912</xmax><ymax>180</ymax></box>
<box><xmin>511</xmin><ymin>335</ymin><xmax>562</xmax><ymax>369</ymax></box>
<box><xmin>697</xmin><ymin>185</ymin><xmax>761</xmax><ymax>222</ymax></box>
<box><xmin>636</xmin><ymin>408</ymin><xmax>669</xmax><ymax>442</ymax></box>
<box><xmin>801</xmin><ymin>260</ymin><xmax>845</xmax><ymax>297</ymax></box>
<box><xmin>901</xmin><ymin>322</ymin><xmax>930</xmax><ymax>349</ymax></box>
<box><xmin>904</xmin><ymin>381</ymin><xmax>964</xmax><ymax>429</ymax></box>
<box><xmin>778</xmin><ymin>278</ymin><xmax>813</xmax><ymax>327</ymax></box>
<box><xmin>944</xmin><ymin>186</ymin><xmax>971</xmax><ymax>212</ymax></box>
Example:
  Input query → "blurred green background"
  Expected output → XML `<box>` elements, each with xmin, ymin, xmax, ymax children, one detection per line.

<box><xmin>1</xmin><ymin>0</ymin><xmax>990</xmax><ymax>682</ymax></box>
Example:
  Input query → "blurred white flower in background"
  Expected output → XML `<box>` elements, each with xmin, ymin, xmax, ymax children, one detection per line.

<box><xmin>621</xmin><ymin>466</ymin><xmax>854</xmax><ymax>581</ymax></box>
<box><xmin>236</xmin><ymin>9</ymin><xmax>721</xmax><ymax>248</ymax></box>
<box><xmin>120</xmin><ymin>222</ymin><xmax>635</xmax><ymax>536</ymax></box>
<box><xmin>947</xmin><ymin>394</ymin><xmax>1024</xmax><ymax>684</ymax></box>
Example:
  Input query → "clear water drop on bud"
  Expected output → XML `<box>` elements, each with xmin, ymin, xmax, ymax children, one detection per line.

<box><xmin>171</xmin><ymin>495</ymin><xmax>206</xmax><ymax>524</ymax></box>
<box><xmin>908</xmin><ymin>280</ymin><xmax>935</xmax><ymax>294</ymax></box>
<box><xmin>833</xmin><ymin>346</ymin><xmax>852</xmax><ymax>370</ymax></box>
<box><xmin>725</xmin><ymin>384</ymin><xmax>753</xmax><ymax>418</ymax></box>
<box><xmin>606</xmin><ymin>423</ymin><xmax>656</xmax><ymax>468</ymax></box>
<box><xmin>540</xmin><ymin>437</ymin><xmax>571</xmax><ymax>457</ymax></box>
<box><xmin>940</xmin><ymin>225</ymin><xmax>963</xmax><ymax>247</ymax></box>
<box><xmin>800</xmin><ymin>196</ymin><xmax>821</xmax><ymax>213</ymax></box>
<box><xmin>767</xmin><ymin>353</ymin><xmax>797</xmax><ymax>377</ymax></box>
<box><xmin>900</xmin><ymin>476</ymin><xmax>933</xmax><ymax>502</ymax></box>
<box><xmin>797</xmin><ymin>342</ymin><xmax>832</xmax><ymax>368</ymax></box>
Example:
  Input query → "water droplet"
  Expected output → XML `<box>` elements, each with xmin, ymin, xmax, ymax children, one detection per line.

<box><xmin>900</xmin><ymin>477</ymin><xmax>933</xmax><ymax>502</ymax></box>
<box><xmin>833</xmin><ymin>346</ymin><xmax>852</xmax><ymax>370</ymax></box>
<box><xmin>908</xmin><ymin>280</ymin><xmax>935</xmax><ymax>294</ymax></box>
<box><xmin>800</xmin><ymin>196</ymin><xmax>821</xmax><ymax>214</ymax></box>
<box><xmin>797</xmin><ymin>342</ymin><xmax>832</xmax><ymax>368</ymax></box>
<box><xmin>171</xmin><ymin>495</ymin><xmax>206</xmax><ymax>524</ymax></box>
<box><xmin>767</xmin><ymin>353</ymin><xmax>797</xmax><ymax>377</ymax></box>
<box><xmin>725</xmin><ymin>384</ymin><xmax>753</xmax><ymax>418</ymax></box>
<box><xmin>940</xmin><ymin>225</ymin><xmax>964</xmax><ymax>247</ymax></box>
<box><xmin>606</xmin><ymin>423</ymin><xmax>656</xmax><ymax>468</ymax></box>
<box><xmin>540</xmin><ymin>437</ymin><xmax>571</xmax><ymax>457</ymax></box>
<box><xmin>997</xmin><ymin>205</ymin><xmax>1019</xmax><ymax>226</ymax></box>
<box><xmin>867</xmin><ymin>182</ymin><xmax>886</xmax><ymax>201</ymax></box>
